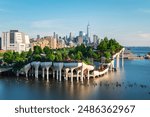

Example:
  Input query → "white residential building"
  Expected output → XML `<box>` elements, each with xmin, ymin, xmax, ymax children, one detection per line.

<box><xmin>1</xmin><ymin>30</ymin><xmax>30</xmax><ymax>53</ymax></box>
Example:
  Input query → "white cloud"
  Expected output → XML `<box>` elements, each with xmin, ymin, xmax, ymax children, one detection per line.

<box><xmin>137</xmin><ymin>33</ymin><xmax>150</xmax><ymax>39</ymax></box>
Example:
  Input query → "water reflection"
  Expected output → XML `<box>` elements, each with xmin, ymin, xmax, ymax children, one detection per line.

<box><xmin>0</xmin><ymin>59</ymin><xmax>150</xmax><ymax>100</ymax></box>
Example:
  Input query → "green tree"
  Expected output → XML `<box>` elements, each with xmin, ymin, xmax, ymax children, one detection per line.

<box><xmin>88</xmin><ymin>48</ymin><xmax>94</xmax><ymax>58</ymax></box>
<box><xmin>104</xmin><ymin>37</ymin><xmax>109</xmax><ymax>44</ymax></box>
<box><xmin>75</xmin><ymin>51</ymin><xmax>83</xmax><ymax>60</ymax></box>
<box><xmin>33</xmin><ymin>46</ymin><xmax>43</xmax><ymax>54</ymax></box>
<box><xmin>70</xmin><ymin>54</ymin><xmax>75</xmax><ymax>60</ymax></box>
<box><xmin>46</xmin><ymin>53</ymin><xmax>55</xmax><ymax>61</ymax></box>
<box><xmin>62</xmin><ymin>48</ymin><xmax>68</xmax><ymax>60</ymax></box>
<box><xmin>33</xmin><ymin>54</ymin><xmax>41</xmax><ymax>61</ymax></box>
<box><xmin>0</xmin><ymin>52</ymin><xmax>4</xmax><ymax>58</ymax></box>
<box><xmin>27</xmin><ymin>48</ymin><xmax>32</xmax><ymax>57</ymax></box>
<box><xmin>43</xmin><ymin>46</ymin><xmax>51</xmax><ymax>55</ymax></box>
<box><xmin>13</xmin><ymin>51</ymin><xmax>20</xmax><ymax>60</ymax></box>
<box><xmin>55</xmin><ymin>51</ymin><xmax>62</xmax><ymax>61</ymax></box>
<box><xmin>83</xmin><ymin>58</ymin><xmax>92</xmax><ymax>65</ymax></box>
<box><xmin>92</xmin><ymin>52</ymin><xmax>99</xmax><ymax>59</ymax></box>
<box><xmin>104</xmin><ymin>51</ymin><xmax>111</xmax><ymax>59</ymax></box>
<box><xmin>3</xmin><ymin>51</ymin><xmax>13</xmax><ymax>64</ymax></box>
<box><xmin>20</xmin><ymin>51</ymin><xmax>27</xmax><ymax>60</ymax></box>
<box><xmin>97</xmin><ymin>39</ymin><xmax>108</xmax><ymax>51</ymax></box>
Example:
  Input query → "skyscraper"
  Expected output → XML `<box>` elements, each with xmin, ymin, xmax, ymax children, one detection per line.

<box><xmin>79</xmin><ymin>31</ymin><xmax>83</xmax><ymax>37</ymax></box>
<box><xmin>56</xmin><ymin>34</ymin><xmax>59</xmax><ymax>40</ymax></box>
<box><xmin>87</xmin><ymin>23</ymin><xmax>90</xmax><ymax>38</ymax></box>
<box><xmin>53</xmin><ymin>32</ymin><xmax>56</xmax><ymax>38</ymax></box>
<box><xmin>69</xmin><ymin>32</ymin><xmax>73</xmax><ymax>42</ymax></box>
<box><xmin>37</xmin><ymin>35</ymin><xmax>40</xmax><ymax>39</ymax></box>
<box><xmin>1</xmin><ymin>30</ymin><xmax>30</xmax><ymax>53</ymax></box>
<box><xmin>93</xmin><ymin>35</ymin><xmax>98</xmax><ymax>44</ymax></box>
<box><xmin>86</xmin><ymin>23</ymin><xmax>91</xmax><ymax>44</ymax></box>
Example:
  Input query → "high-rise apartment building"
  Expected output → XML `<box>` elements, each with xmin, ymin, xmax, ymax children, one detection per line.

<box><xmin>57</xmin><ymin>38</ymin><xmax>66</xmax><ymax>48</ymax></box>
<box><xmin>77</xmin><ymin>36</ymin><xmax>83</xmax><ymax>45</ymax></box>
<box><xmin>79</xmin><ymin>31</ymin><xmax>83</xmax><ymax>37</ymax></box>
<box><xmin>1</xmin><ymin>30</ymin><xmax>30</xmax><ymax>53</ymax></box>
<box><xmin>93</xmin><ymin>35</ymin><xmax>98</xmax><ymax>44</ymax></box>
<box><xmin>69</xmin><ymin>32</ymin><xmax>73</xmax><ymax>42</ymax></box>
<box><xmin>53</xmin><ymin>32</ymin><xmax>56</xmax><ymax>38</ymax></box>
<box><xmin>37</xmin><ymin>35</ymin><xmax>40</xmax><ymax>39</ymax></box>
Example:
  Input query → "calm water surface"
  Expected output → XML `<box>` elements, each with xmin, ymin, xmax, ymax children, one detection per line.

<box><xmin>0</xmin><ymin>47</ymin><xmax>150</xmax><ymax>100</ymax></box>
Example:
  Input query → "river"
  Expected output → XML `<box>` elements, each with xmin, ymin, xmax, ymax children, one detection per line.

<box><xmin>0</xmin><ymin>47</ymin><xmax>150</xmax><ymax>100</ymax></box>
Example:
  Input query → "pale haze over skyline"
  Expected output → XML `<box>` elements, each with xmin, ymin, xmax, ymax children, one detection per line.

<box><xmin>0</xmin><ymin>0</ymin><xmax>150</xmax><ymax>46</ymax></box>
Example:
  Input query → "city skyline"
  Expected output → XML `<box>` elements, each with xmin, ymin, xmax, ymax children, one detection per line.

<box><xmin>0</xmin><ymin>0</ymin><xmax>150</xmax><ymax>46</ymax></box>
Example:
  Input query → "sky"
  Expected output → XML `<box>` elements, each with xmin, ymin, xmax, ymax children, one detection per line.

<box><xmin>0</xmin><ymin>0</ymin><xmax>150</xmax><ymax>46</ymax></box>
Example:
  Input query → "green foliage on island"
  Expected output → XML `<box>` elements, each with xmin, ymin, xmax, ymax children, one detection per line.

<box><xmin>97</xmin><ymin>37</ymin><xmax>123</xmax><ymax>54</ymax></box>
<box><xmin>1</xmin><ymin>37</ymin><xmax>122</xmax><ymax>71</ymax></box>
<box><xmin>97</xmin><ymin>37</ymin><xmax>123</xmax><ymax>62</ymax></box>
<box><xmin>0</xmin><ymin>52</ymin><xmax>4</xmax><ymax>58</ymax></box>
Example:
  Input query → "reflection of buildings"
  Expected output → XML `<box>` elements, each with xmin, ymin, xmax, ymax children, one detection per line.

<box><xmin>1</xmin><ymin>30</ymin><xmax>30</xmax><ymax>53</ymax></box>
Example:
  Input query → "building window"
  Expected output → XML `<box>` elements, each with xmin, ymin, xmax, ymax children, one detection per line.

<box><xmin>10</xmin><ymin>32</ymin><xmax>15</xmax><ymax>43</ymax></box>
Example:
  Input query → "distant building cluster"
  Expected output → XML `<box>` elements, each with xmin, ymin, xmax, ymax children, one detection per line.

<box><xmin>0</xmin><ymin>23</ymin><xmax>101</xmax><ymax>52</ymax></box>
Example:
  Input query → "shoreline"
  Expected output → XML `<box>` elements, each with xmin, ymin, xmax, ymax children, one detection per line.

<box><xmin>124</xmin><ymin>49</ymin><xmax>150</xmax><ymax>60</ymax></box>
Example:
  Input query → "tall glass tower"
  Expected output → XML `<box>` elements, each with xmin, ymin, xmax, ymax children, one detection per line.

<box><xmin>87</xmin><ymin>22</ymin><xmax>90</xmax><ymax>44</ymax></box>
<box><xmin>87</xmin><ymin>23</ymin><xmax>90</xmax><ymax>38</ymax></box>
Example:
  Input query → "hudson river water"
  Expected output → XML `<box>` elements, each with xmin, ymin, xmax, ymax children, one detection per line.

<box><xmin>0</xmin><ymin>47</ymin><xmax>150</xmax><ymax>100</ymax></box>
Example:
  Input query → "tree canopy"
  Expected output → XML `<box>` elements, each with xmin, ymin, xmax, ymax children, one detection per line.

<box><xmin>2</xmin><ymin>37</ymin><xmax>123</xmax><ymax>69</ymax></box>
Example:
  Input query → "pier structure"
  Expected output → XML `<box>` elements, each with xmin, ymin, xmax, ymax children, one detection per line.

<box><xmin>53</xmin><ymin>62</ymin><xmax>63</xmax><ymax>81</ymax></box>
<box><xmin>40</xmin><ymin>62</ymin><xmax>52</xmax><ymax>80</ymax></box>
<box><xmin>81</xmin><ymin>63</ymin><xmax>94</xmax><ymax>81</ymax></box>
<box><xmin>112</xmin><ymin>48</ymin><xmax>125</xmax><ymax>69</ymax></box>
<box><xmin>14</xmin><ymin>48</ymin><xmax>125</xmax><ymax>82</ymax></box>
<box><xmin>63</xmin><ymin>62</ymin><xmax>82</xmax><ymax>82</ymax></box>
<box><xmin>22</xmin><ymin>63</ymin><xmax>31</xmax><ymax>78</ymax></box>
<box><xmin>30</xmin><ymin>62</ymin><xmax>41</xmax><ymax>78</ymax></box>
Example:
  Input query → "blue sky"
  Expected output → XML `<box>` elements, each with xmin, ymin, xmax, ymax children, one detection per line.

<box><xmin>0</xmin><ymin>0</ymin><xmax>150</xmax><ymax>46</ymax></box>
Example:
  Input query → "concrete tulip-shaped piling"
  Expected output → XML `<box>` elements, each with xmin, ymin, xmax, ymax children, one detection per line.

<box><xmin>40</xmin><ymin>62</ymin><xmax>52</xmax><ymax>80</ymax></box>
<box><xmin>31</xmin><ymin>62</ymin><xmax>41</xmax><ymax>78</ymax></box>
<box><xmin>53</xmin><ymin>62</ymin><xmax>64</xmax><ymax>82</ymax></box>
<box><xmin>63</xmin><ymin>62</ymin><xmax>82</xmax><ymax>82</ymax></box>
<box><xmin>22</xmin><ymin>63</ymin><xmax>31</xmax><ymax>78</ymax></box>
<box><xmin>86</xmin><ymin>64</ymin><xmax>94</xmax><ymax>80</ymax></box>
<box><xmin>64</xmin><ymin>68</ymin><xmax>69</xmax><ymax>80</ymax></box>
